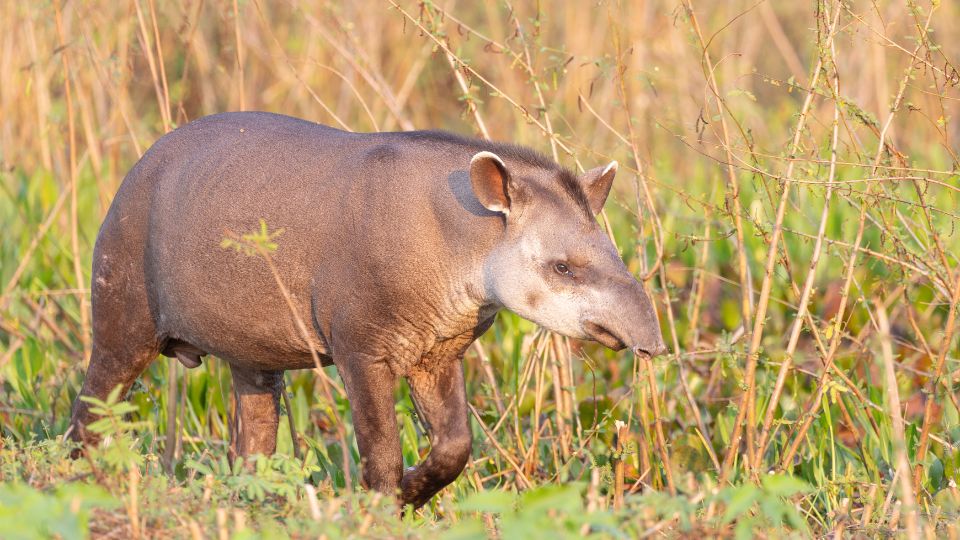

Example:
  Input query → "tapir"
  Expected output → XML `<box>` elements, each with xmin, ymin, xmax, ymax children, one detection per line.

<box><xmin>69</xmin><ymin>111</ymin><xmax>666</xmax><ymax>508</ymax></box>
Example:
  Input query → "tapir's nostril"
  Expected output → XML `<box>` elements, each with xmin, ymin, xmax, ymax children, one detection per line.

<box><xmin>633</xmin><ymin>340</ymin><xmax>668</xmax><ymax>358</ymax></box>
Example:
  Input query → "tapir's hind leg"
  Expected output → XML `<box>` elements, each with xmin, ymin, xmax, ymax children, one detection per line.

<box><xmin>68</xmin><ymin>234</ymin><xmax>160</xmax><ymax>448</ymax></box>
<box><xmin>228</xmin><ymin>366</ymin><xmax>283</xmax><ymax>460</ymax></box>
<box><xmin>69</xmin><ymin>341</ymin><xmax>159</xmax><ymax>446</ymax></box>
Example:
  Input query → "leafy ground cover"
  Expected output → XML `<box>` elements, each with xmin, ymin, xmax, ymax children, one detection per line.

<box><xmin>2</xmin><ymin>0</ymin><xmax>960</xmax><ymax>537</ymax></box>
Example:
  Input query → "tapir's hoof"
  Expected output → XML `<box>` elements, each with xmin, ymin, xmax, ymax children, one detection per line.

<box><xmin>64</xmin><ymin>423</ymin><xmax>95</xmax><ymax>459</ymax></box>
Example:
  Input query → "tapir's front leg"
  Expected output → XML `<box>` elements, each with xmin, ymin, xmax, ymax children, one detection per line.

<box><xmin>338</xmin><ymin>358</ymin><xmax>404</xmax><ymax>494</ymax></box>
<box><xmin>401</xmin><ymin>359</ymin><xmax>472</xmax><ymax>508</ymax></box>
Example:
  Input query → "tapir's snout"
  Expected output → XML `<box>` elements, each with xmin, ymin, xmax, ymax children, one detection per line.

<box><xmin>627</xmin><ymin>284</ymin><xmax>667</xmax><ymax>357</ymax></box>
<box><xmin>633</xmin><ymin>338</ymin><xmax>667</xmax><ymax>358</ymax></box>
<box><xmin>583</xmin><ymin>278</ymin><xmax>667</xmax><ymax>357</ymax></box>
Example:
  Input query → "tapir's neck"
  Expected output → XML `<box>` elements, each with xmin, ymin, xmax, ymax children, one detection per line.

<box><xmin>427</xmin><ymin>170</ymin><xmax>509</xmax><ymax>335</ymax></box>
<box><xmin>435</xmin><ymin>254</ymin><xmax>499</xmax><ymax>339</ymax></box>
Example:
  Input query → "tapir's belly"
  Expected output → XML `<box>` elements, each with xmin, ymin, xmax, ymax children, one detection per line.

<box><xmin>145</xmin><ymin>194</ymin><xmax>337</xmax><ymax>370</ymax></box>
<box><xmin>151</xmin><ymin>262</ymin><xmax>329</xmax><ymax>370</ymax></box>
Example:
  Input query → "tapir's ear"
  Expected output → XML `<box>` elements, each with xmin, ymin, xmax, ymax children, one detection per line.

<box><xmin>470</xmin><ymin>151</ymin><xmax>512</xmax><ymax>215</ymax></box>
<box><xmin>580</xmin><ymin>161</ymin><xmax>618</xmax><ymax>215</ymax></box>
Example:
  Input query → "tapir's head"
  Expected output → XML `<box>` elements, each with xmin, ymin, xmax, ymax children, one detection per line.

<box><xmin>471</xmin><ymin>150</ymin><xmax>666</xmax><ymax>357</ymax></box>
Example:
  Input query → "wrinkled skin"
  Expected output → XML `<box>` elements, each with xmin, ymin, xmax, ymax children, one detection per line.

<box><xmin>68</xmin><ymin>112</ymin><xmax>665</xmax><ymax>509</ymax></box>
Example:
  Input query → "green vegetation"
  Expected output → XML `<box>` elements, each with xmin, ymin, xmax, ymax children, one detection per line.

<box><xmin>2</xmin><ymin>0</ymin><xmax>960</xmax><ymax>537</ymax></box>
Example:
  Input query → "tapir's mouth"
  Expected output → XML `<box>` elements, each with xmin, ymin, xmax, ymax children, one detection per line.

<box><xmin>583</xmin><ymin>321</ymin><xmax>627</xmax><ymax>351</ymax></box>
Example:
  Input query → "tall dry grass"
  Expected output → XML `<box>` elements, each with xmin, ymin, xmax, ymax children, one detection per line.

<box><xmin>2</xmin><ymin>0</ymin><xmax>960</xmax><ymax>536</ymax></box>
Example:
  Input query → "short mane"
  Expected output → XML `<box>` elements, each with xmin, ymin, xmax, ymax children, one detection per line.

<box><xmin>397</xmin><ymin>130</ymin><xmax>592</xmax><ymax>217</ymax></box>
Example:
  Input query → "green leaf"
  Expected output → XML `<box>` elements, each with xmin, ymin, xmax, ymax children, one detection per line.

<box><xmin>761</xmin><ymin>474</ymin><xmax>811</xmax><ymax>497</ymax></box>
<box><xmin>440</xmin><ymin>520</ymin><xmax>489</xmax><ymax>540</ymax></box>
<box><xmin>519</xmin><ymin>484</ymin><xmax>582</xmax><ymax>514</ymax></box>
<box><xmin>457</xmin><ymin>490</ymin><xmax>514</xmax><ymax>513</ymax></box>
<box><xmin>734</xmin><ymin>517</ymin><xmax>757</xmax><ymax>540</ymax></box>
<box><xmin>721</xmin><ymin>484</ymin><xmax>761</xmax><ymax>524</ymax></box>
<box><xmin>928</xmin><ymin>457</ymin><xmax>945</xmax><ymax>491</ymax></box>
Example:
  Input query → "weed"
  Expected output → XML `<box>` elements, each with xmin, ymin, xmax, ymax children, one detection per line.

<box><xmin>2</xmin><ymin>0</ymin><xmax>960</xmax><ymax>537</ymax></box>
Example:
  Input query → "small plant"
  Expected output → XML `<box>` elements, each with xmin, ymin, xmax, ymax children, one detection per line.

<box><xmin>716</xmin><ymin>474</ymin><xmax>812</xmax><ymax>539</ymax></box>
<box><xmin>0</xmin><ymin>483</ymin><xmax>116</xmax><ymax>540</ymax></box>
<box><xmin>220</xmin><ymin>219</ymin><xmax>284</xmax><ymax>256</ymax></box>
<box><xmin>186</xmin><ymin>453</ymin><xmax>320</xmax><ymax>503</ymax></box>
<box><xmin>2</xmin><ymin>0</ymin><xmax>960</xmax><ymax>536</ymax></box>
<box><xmin>78</xmin><ymin>385</ymin><xmax>148</xmax><ymax>474</ymax></box>
<box><xmin>445</xmin><ymin>484</ymin><xmax>617</xmax><ymax>539</ymax></box>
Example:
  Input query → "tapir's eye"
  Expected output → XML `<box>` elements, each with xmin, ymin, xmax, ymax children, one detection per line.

<box><xmin>554</xmin><ymin>262</ymin><xmax>572</xmax><ymax>276</ymax></box>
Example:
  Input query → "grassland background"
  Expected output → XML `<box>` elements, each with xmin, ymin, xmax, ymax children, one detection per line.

<box><xmin>2</xmin><ymin>0</ymin><xmax>960</xmax><ymax>537</ymax></box>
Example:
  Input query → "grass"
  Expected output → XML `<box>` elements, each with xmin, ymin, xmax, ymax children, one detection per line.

<box><xmin>2</xmin><ymin>0</ymin><xmax>960</xmax><ymax>537</ymax></box>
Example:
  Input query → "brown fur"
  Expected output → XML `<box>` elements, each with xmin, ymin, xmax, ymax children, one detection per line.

<box><xmin>69</xmin><ymin>111</ymin><xmax>665</xmax><ymax>508</ymax></box>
